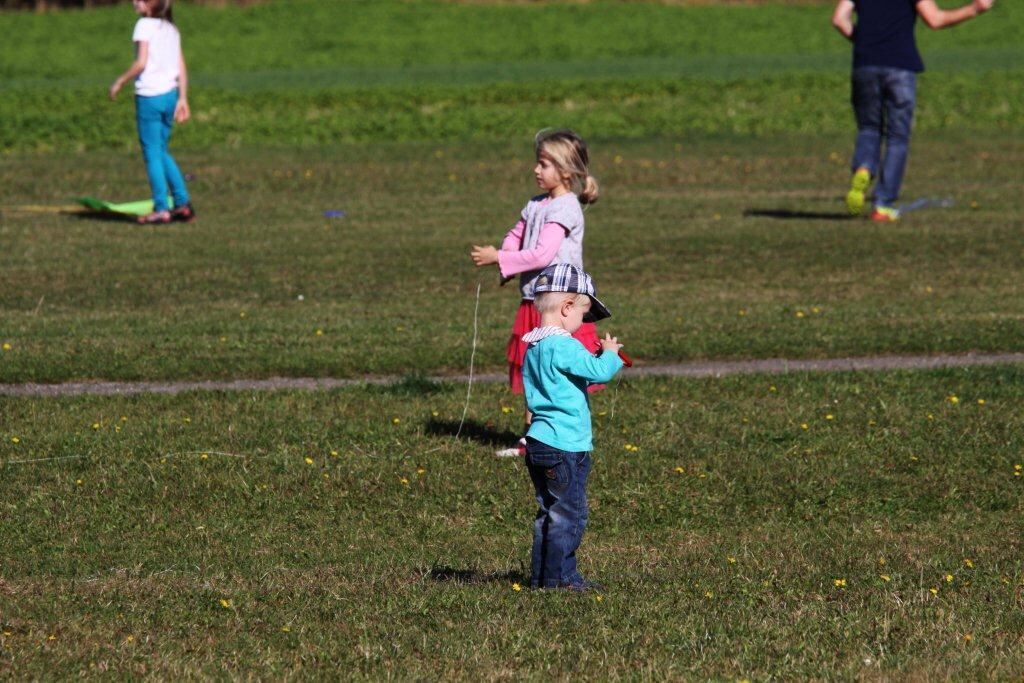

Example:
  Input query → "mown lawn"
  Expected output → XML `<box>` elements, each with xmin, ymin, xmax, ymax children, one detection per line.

<box><xmin>1</xmin><ymin>0</ymin><xmax>1022</xmax><ymax>150</ymax></box>
<box><xmin>2</xmin><ymin>134</ymin><xmax>1023</xmax><ymax>383</ymax></box>
<box><xmin>2</xmin><ymin>367</ymin><xmax>1022</xmax><ymax>678</ymax></box>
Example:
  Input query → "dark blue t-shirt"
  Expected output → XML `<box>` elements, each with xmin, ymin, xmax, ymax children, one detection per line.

<box><xmin>853</xmin><ymin>0</ymin><xmax>925</xmax><ymax>72</ymax></box>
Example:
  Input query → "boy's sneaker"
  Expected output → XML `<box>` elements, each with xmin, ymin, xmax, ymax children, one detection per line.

<box><xmin>170</xmin><ymin>203</ymin><xmax>196</xmax><ymax>223</ymax></box>
<box><xmin>845</xmin><ymin>167</ymin><xmax>871</xmax><ymax>216</ymax></box>
<box><xmin>561</xmin><ymin>579</ymin><xmax>604</xmax><ymax>593</ymax></box>
<box><xmin>495</xmin><ymin>437</ymin><xmax>527</xmax><ymax>458</ymax></box>
<box><xmin>870</xmin><ymin>206</ymin><xmax>900</xmax><ymax>222</ymax></box>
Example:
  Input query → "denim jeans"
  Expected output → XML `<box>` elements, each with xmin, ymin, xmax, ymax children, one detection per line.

<box><xmin>135</xmin><ymin>89</ymin><xmax>190</xmax><ymax>212</ymax></box>
<box><xmin>850</xmin><ymin>66</ymin><xmax>917</xmax><ymax>207</ymax></box>
<box><xmin>524</xmin><ymin>437</ymin><xmax>592</xmax><ymax>588</ymax></box>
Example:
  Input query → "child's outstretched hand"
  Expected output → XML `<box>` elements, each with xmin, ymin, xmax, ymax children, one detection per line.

<box><xmin>600</xmin><ymin>333</ymin><xmax>623</xmax><ymax>354</ymax></box>
<box><xmin>470</xmin><ymin>245</ymin><xmax>499</xmax><ymax>266</ymax></box>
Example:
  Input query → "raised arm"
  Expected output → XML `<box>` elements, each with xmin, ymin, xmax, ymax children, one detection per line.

<box><xmin>109</xmin><ymin>41</ymin><xmax>149</xmax><ymax>100</ymax></box>
<box><xmin>832</xmin><ymin>0</ymin><xmax>855</xmax><ymax>41</ymax></box>
<box><xmin>916</xmin><ymin>0</ymin><xmax>994</xmax><ymax>30</ymax></box>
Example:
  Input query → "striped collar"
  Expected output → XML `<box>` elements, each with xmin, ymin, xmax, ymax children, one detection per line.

<box><xmin>521</xmin><ymin>326</ymin><xmax>572</xmax><ymax>344</ymax></box>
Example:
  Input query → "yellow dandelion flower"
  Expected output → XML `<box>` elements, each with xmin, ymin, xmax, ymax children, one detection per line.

<box><xmin>323</xmin><ymin>473</ymin><xmax>330</xmax><ymax>480</ymax></box>
<box><xmin>400</xmin><ymin>478</ymin><xmax>409</xmax><ymax>485</ymax></box>
<box><xmin>47</xmin><ymin>635</ymin><xmax>56</xmax><ymax>641</ymax></box>
<box><xmin>416</xmin><ymin>468</ymin><xmax>426</xmax><ymax>475</ymax></box>
<box><xmin>977</xmin><ymin>399</ymin><xmax>986</xmax><ymax>405</ymax></box>
<box><xmin>11</xmin><ymin>437</ymin><xmax>19</xmax><ymax>444</ymax></box>
<box><xmin>927</xmin><ymin>413</ymin><xmax>934</xmax><ymax>420</ymax></box>
<box><xmin>834</xmin><ymin>578</ymin><xmax>846</xmax><ymax>587</ymax></box>
<box><xmin>947</xmin><ymin>395</ymin><xmax>959</xmax><ymax>404</ymax></box>
<box><xmin>1</xmin><ymin>343</ymin><xmax>10</xmax><ymax>351</ymax></box>
<box><xmin>281</xmin><ymin>626</ymin><xmax>291</xmax><ymax>632</ymax></box>
<box><xmin>501</xmin><ymin>406</ymin><xmax>512</xmax><ymax>414</ymax></box>
<box><xmin>392</xmin><ymin>417</ymin><xmax>401</xmax><ymax>424</ymax></box>
<box><xmin>878</xmin><ymin>558</ymin><xmax>886</xmax><ymax>565</ymax></box>
<box><xmin>304</xmin><ymin>457</ymin><xmax>314</xmax><ymax>465</ymax></box>
<box><xmin>769</xmin><ymin>385</ymin><xmax>776</xmax><ymax>392</ymax></box>
<box><xmin>675</xmin><ymin>467</ymin><xmax>685</xmax><ymax>474</ymax></box>
<box><xmin>75</xmin><ymin>479</ymin><xmax>83</xmax><ymax>486</ymax></box>
<box><xmin>825</xmin><ymin>414</ymin><xmax>834</xmax><ymax>421</ymax></box>
<box><xmin>330</xmin><ymin>450</ymin><xmax>338</xmax><ymax>457</ymax></box>
<box><xmin>964</xmin><ymin>634</ymin><xmax>973</xmax><ymax>642</ymax></box>
<box><xmin>800</xmin><ymin>423</ymin><xmax>809</xmax><ymax>430</ymax></box>
<box><xmin>126</xmin><ymin>635</ymin><xmax>134</xmax><ymax>643</ymax></box>
<box><xmin>200</xmin><ymin>453</ymin><xmax>209</xmax><ymax>460</ymax></box>
<box><xmin>795</xmin><ymin>310</ymin><xmax>805</xmax><ymax>318</ymax></box>
<box><xmin>880</xmin><ymin>574</ymin><xmax>891</xmax><ymax>582</ymax></box>
<box><xmin>811</xmin><ymin>306</ymin><xmax>821</xmax><ymax>314</ymax></box>
<box><xmin>183</xmin><ymin>417</ymin><xmax>191</xmax><ymax>424</ymax></box>
<box><xmin>595</xmin><ymin>595</ymin><xmax>604</xmax><ymax>602</ymax></box>
<box><xmin>239</xmin><ymin>311</ymin><xmax>247</xmax><ymax>318</ymax></box>
<box><xmin>120</xmin><ymin>416</ymin><xmax>128</xmax><ymax>422</ymax></box>
<box><xmin>512</xmin><ymin>583</ymin><xmax>522</xmax><ymax>592</ymax></box>
<box><xmin>738</xmin><ymin>309</ymin><xmax>747</xmax><ymax>316</ymax></box>
<box><xmin>964</xmin><ymin>559</ymin><xmax>974</xmax><ymax>568</ymax></box>
<box><xmin>728</xmin><ymin>557</ymin><xmax>737</xmax><ymax>564</ymax></box>
<box><xmin>91</xmin><ymin>422</ymin><xmax>100</xmax><ymax>430</ymax></box>
<box><xmin>945</xmin><ymin>574</ymin><xmax>954</xmax><ymax>583</ymax></box>
<box><xmin>219</xmin><ymin>598</ymin><xmax>232</xmax><ymax>608</ymax></box>
<box><xmin>704</xmin><ymin>591</ymin><xmax>713</xmax><ymax>598</ymax></box>
<box><xmin>597</xmin><ymin>411</ymin><xmax>607</xmax><ymax>416</ymax></box>
<box><xmin>315</xmin><ymin>329</ymin><xmax>324</xmax><ymax>336</ymax></box>
<box><xmin>431</xmin><ymin>410</ymin><xmax>439</xmax><ymax>417</ymax></box>
<box><xmin>929</xmin><ymin>587</ymin><xmax>938</xmax><ymax>595</ymax></box>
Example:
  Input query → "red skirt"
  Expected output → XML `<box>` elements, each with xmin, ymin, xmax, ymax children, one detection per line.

<box><xmin>507</xmin><ymin>300</ymin><xmax>605</xmax><ymax>394</ymax></box>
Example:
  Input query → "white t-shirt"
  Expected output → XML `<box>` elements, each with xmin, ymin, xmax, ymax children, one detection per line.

<box><xmin>132</xmin><ymin>17</ymin><xmax>181</xmax><ymax>97</ymax></box>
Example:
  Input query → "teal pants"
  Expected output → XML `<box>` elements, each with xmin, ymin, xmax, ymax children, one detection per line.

<box><xmin>135</xmin><ymin>89</ymin><xmax>189</xmax><ymax>212</ymax></box>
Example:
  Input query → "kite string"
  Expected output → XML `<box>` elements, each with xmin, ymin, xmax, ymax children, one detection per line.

<box><xmin>454</xmin><ymin>282</ymin><xmax>482</xmax><ymax>441</ymax></box>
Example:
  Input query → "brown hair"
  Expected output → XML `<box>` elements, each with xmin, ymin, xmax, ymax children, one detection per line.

<box><xmin>146</xmin><ymin>0</ymin><xmax>174</xmax><ymax>23</ymax></box>
<box><xmin>534</xmin><ymin>129</ymin><xmax>599</xmax><ymax>205</ymax></box>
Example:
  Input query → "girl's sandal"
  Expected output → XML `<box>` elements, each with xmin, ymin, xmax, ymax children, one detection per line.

<box><xmin>170</xmin><ymin>203</ymin><xmax>196</xmax><ymax>223</ymax></box>
<box><xmin>137</xmin><ymin>211</ymin><xmax>172</xmax><ymax>225</ymax></box>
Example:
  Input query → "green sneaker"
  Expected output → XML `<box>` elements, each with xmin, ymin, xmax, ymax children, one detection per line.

<box><xmin>870</xmin><ymin>206</ymin><xmax>900</xmax><ymax>222</ymax></box>
<box><xmin>845</xmin><ymin>167</ymin><xmax>871</xmax><ymax>216</ymax></box>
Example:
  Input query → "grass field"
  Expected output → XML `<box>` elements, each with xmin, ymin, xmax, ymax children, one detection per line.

<box><xmin>2</xmin><ymin>134</ymin><xmax>1023</xmax><ymax>383</ymax></box>
<box><xmin>3</xmin><ymin>0</ymin><xmax>1024</xmax><ymax>679</ymax></box>
<box><xmin>1</xmin><ymin>0</ymin><xmax>1023</xmax><ymax>150</ymax></box>
<box><xmin>2</xmin><ymin>367</ymin><xmax>1023</xmax><ymax>677</ymax></box>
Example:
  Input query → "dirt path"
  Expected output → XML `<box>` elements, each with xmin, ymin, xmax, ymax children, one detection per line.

<box><xmin>2</xmin><ymin>352</ymin><xmax>1022</xmax><ymax>398</ymax></box>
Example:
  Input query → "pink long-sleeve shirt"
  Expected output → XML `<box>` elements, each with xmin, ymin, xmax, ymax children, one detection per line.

<box><xmin>497</xmin><ymin>220</ymin><xmax>567</xmax><ymax>280</ymax></box>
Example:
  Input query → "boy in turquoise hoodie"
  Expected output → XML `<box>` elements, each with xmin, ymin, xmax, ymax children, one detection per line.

<box><xmin>521</xmin><ymin>264</ymin><xmax>623</xmax><ymax>590</ymax></box>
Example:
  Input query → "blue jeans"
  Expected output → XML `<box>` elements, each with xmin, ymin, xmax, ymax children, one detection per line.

<box><xmin>524</xmin><ymin>438</ymin><xmax>592</xmax><ymax>589</ymax></box>
<box><xmin>850</xmin><ymin>67</ymin><xmax>917</xmax><ymax>207</ymax></box>
<box><xmin>135</xmin><ymin>89</ymin><xmax>189</xmax><ymax>212</ymax></box>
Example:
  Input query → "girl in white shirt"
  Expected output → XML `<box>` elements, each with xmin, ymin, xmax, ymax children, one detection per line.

<box><xmin>110</xmin><ymin>0</ymin><xmax>194</xmax><ymax>225</ymax></box>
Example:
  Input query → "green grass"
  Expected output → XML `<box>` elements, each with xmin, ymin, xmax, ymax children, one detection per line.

<box><xmin>1</xmin><ymin>0</ymin><xmax>1023</xmax><ymax>151</ymax></box>
<box><xmin>2</xmin><ymin>134</ymin><xmax>1023</xmax><ymax>383</ymax></box>
<box><xmin>2</xmin><ymin>366</ymin><xmax>1022</xmax><ymax>677</ymax></box>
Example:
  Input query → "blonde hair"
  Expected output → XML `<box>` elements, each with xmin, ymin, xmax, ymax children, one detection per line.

<box><xmin>534</xmin><ymin>291</ymin><xmax>590</xmax><ymax>315</ymax></box>
<box><xmin>535</xmin><ymin>129</ymin><xmax>599</xmax><ymax>205</ymax></box>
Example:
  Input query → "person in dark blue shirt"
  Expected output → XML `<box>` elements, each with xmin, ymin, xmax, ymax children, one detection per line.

<box><xmin>833</xmin><ymin>0</ymin><xmax>995</xmax><ymax>221</ymax></box>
